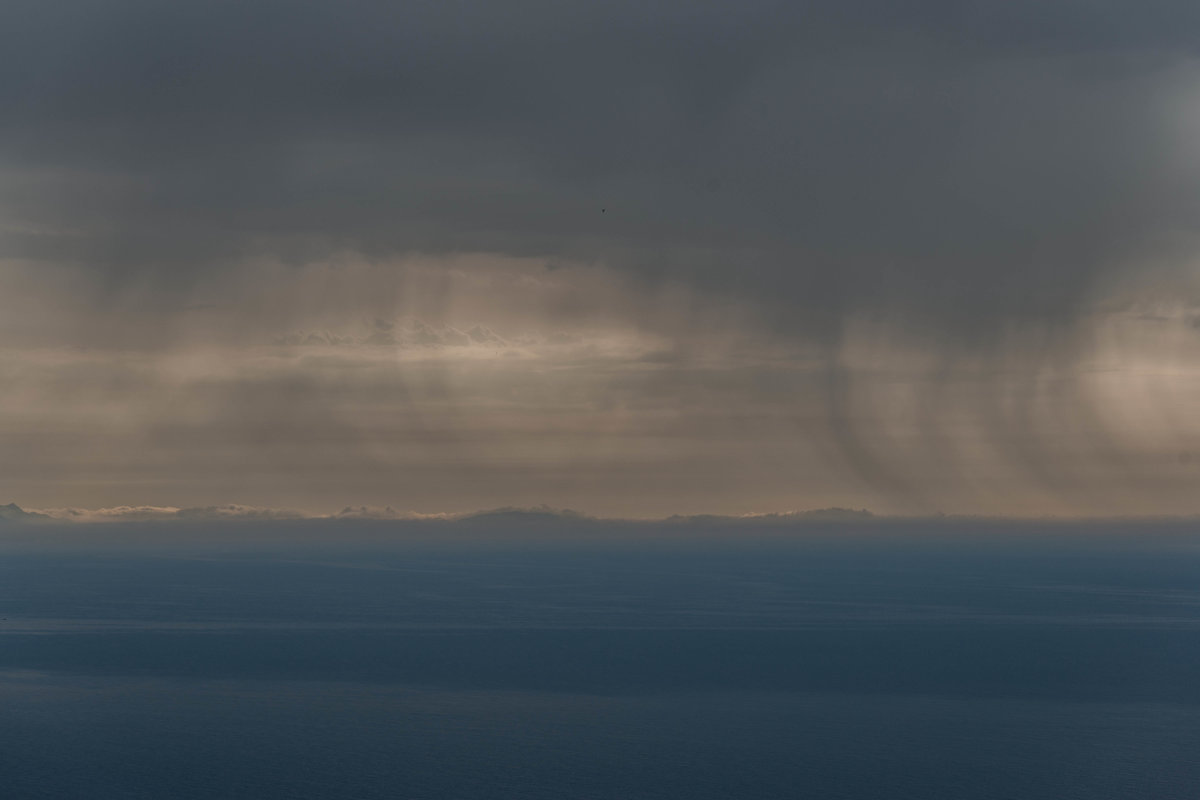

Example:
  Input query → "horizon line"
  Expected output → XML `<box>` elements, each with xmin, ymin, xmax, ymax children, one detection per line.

<box><xmin>4</xmin><ymin>502</ymin><xmax>1200</xmax><ymax>526</ymax></box>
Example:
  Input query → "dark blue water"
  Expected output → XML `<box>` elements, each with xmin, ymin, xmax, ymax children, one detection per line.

<box><xmin>2</xmin><ymin>520</ymin><xmax>1198</xmax><ymax>798</ymax></box>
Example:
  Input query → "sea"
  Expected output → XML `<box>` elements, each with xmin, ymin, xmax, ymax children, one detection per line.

<box><xmin>1</xmin><ymin>517</ymin><xmax>1198</xmax><ymax>798</ymax></box>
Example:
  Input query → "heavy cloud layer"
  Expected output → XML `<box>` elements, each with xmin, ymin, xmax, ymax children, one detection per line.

<box><xmin>5</xmin><ymin>2</ymin><xmax>1200</xmax><ymax>514</ymax></box>
<box><xmin>6</xmin><ymin>1</ymin><xmax>1200</xmax><ymax>335</ymax></box>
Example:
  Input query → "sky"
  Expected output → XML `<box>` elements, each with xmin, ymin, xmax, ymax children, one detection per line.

<box><xmin>4</xmin><ymin>0</ymin><xmax>1200</xmax><ymax>518</ymax></box>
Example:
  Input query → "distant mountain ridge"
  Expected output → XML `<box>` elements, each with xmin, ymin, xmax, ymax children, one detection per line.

<box><xmin>0</xmin><ymin>503</ymin><xmax>51</xmax><ymax>523</ymax></box>
<box><xmin>457</xmin><ymin>506</ymin><xmax>592</xmax><ymax>524</ymax></box>
<box><xmin>665</xmin><ymin>508</ymin><xmax>875</xmax><ymax>524</ymax></box>
<box><xmin>2</xmin><ymin>502</ymin><xmax>887</xmax><ymax>525</ymax></box>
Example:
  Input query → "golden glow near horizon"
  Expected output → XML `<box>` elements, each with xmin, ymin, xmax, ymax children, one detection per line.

<box><xmin>2</xmin><ymin>254</ymin><xmax>1200</xmax><ymax>519</ymax></box>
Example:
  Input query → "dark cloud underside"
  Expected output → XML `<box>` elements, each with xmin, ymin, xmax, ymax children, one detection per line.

<box><xmin>5</xmin><ymin>1</ymin><xmax>1200</xmax><ymax>337</ymax></box>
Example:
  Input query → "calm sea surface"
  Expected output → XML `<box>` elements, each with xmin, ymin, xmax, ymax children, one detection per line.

<box><xmin>1</xmin><ymin>519</ymin><xmax>1198</xmax><ymax>798</ymax></box>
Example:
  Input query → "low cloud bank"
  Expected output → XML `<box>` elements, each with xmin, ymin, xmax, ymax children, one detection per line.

<box><xmin>13</xmin><ymin>502</ymin><xmax>579</xmax><ymax>524</ymax></box>
<box><xmin>9</xmin><ymin>502</ymin><xmax>1193</xmax><ymax>526</ymax></box>
<box><xmin>7</xmin><ymin>502</ymin><xmax>880</xmax><ymax>525</ymax></box>
<box><xmin>665</xmin><ymin>508</ymin><xmax>875</xmax><ymax>525</ymax></box>
<box><xmin>26</xmin><ymin>504</ymin><xmax>310</xmax><ymax>524</ymax></box>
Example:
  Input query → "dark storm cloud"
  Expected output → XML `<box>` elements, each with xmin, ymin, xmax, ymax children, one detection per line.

<box><xmin>5</xmin><ymin>0</ymin><xmax>1200</xmax><ymax>335</ymax></box>
<box><xmin>8</xmin><ymin>0</ymin><xmax>1200</xmax><ymax>514</ymax></box>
